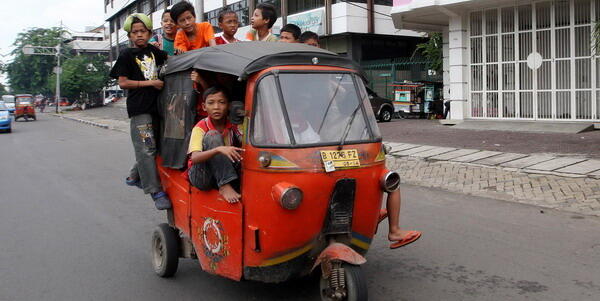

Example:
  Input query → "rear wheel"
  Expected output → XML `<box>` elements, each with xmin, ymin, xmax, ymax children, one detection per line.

<box><xmin>378</xmin><ymin>107</ymin><xmax>393</xmax><ymax>122</ymax></box>
<box><xmin>320</xmin><ymin>262</ymin><xmax>368</xmax><ymax>301</ymax></box>
<box><xmin>151</xmin><ymin>223</ymin><xmax>179</xmax><ymax>278</ymax></box>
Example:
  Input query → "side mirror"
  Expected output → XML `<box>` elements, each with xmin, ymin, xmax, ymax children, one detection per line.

<box><xmin>229</xmin><ymin>101</ymin><xmax>245</xmax><ymax>124</ymax></box>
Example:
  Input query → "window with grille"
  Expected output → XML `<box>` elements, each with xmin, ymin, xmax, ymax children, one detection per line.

<box><xmin>469</xmin><ymin>0</ymin><xmax>599</xmax><ymax>120</ymax></box>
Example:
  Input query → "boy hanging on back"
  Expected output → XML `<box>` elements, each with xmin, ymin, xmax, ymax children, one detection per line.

<box><xmin>246</xmin><ymin>3</ymin><xmax>278</xmax><ymax>42</ymax></box>
<box><xmin>171</xmin><ymin>1</ymin><xmax>216</xmax><ymax>54</ymax></box>
<box><xmin>149</xmin><ymin>9</ymin><xmax>177</xmax><ymax>56</ymax></box>
<box><xmin>109</xmin><ymin>13</ymin><xmax>171</xmax><ymax>210</ymax></box>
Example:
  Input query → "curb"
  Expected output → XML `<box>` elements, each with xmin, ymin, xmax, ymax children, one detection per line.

<box><xmin>51</xmin><ymin>114</ymin><xmax>110</xmax><ymax>129</ymax></box>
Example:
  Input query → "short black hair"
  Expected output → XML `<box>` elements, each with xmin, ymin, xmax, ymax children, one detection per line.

<box><xmin>256</xmin><ymin>3</ymin><xmax>277</xmax><ymax>29</ymax></box>
<box><xmin>300</xmin><ymin>31</ymin><xmax>319</xmax><ymax>43</ymax></box>
<box><xmin>281</xmin><ymin>24</ymin><xmax>301</xmax><ymax>40</ymax></box>
<box><xmin>218</xmin><ymin>9</ymin><xmax>237</xmax><ymax>23</ymax></box>
<box><xmin>170</xmin><ymin>1</ymin><xmax>195</xmax><ymax>23</ymax></box>
<box><xmin>162</xmin><ymin>9</ymin><xmax>171</xmax><ymax>19</ymax></box>
<box><xmin>203</xmin><ymin>85</ymin><xmax>230</xmax><ymax>102</ymax></box>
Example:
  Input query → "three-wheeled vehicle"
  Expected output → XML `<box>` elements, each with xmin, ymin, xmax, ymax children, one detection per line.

<box><xmin>14</xmin><ymin>94</ymin><xmax>36</xmax><ymax>121</ymax></box>
<box><xmin>152</xmin><ymin>42</ymin><xmax>404</xmax><ymax>300</ymax></box>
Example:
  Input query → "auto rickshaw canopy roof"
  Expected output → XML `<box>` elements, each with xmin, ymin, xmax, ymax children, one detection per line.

<box><xmin>164</xmin><ymin>42</ymin><xmax>364</xmax><ymax>80</ymax></box>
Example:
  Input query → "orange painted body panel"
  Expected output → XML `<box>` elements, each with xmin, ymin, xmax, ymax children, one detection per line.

<box><xmin>15</xmin><ymin>105</ymin><xmax>35</xmax><ymax>118</ymax></box>
<box><xmin>189</xmin><ymin>187</ymin><xmax>243</xmax><ymax>281</ymax></box>
<box><xmin>156</xmin><ymin>65</ymin><xmax>386</xmax><ymax>282</ymax></box>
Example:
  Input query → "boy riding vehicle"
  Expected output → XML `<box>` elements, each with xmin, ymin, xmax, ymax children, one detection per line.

<box><xmin>109</xmin><ymin>13</ymin><xmax>171</xmax><ymax>210</ymax></box>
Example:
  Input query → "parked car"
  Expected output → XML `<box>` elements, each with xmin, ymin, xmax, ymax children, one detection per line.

<box><xmin>0</xmin><ymin>101</ymin><xmax>13</xmax><ymax>133</ymax></box>
<box><xmin>366</xmin><ymin>87</ymin><xmax>394</xmax><ymax>122</ymax></box>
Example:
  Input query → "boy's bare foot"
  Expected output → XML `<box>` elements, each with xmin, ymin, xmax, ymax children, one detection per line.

<box><xmin>219</xmin><ymin>184</ymin><xmax>241</xmax><ymax>203</ymax></box>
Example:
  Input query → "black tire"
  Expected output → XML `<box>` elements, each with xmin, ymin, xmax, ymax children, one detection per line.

<box><xmin>32</xmin><ymin>116</ymin><xmax>36</xmax><ymax>121</ymax></box>
<box><xmin>320</xmin><ymin>263</ymin><xmax>368</xmax><ymax>301</ymax></box>
<box><xmin>7</xmin><ymin>128</ymin><xmax>11</xmax><ymax>133</ymax></box>
<box><xmin>378</xmin><ymin>107</ymin><xmax>393</xmax><ymax>122</ymax></box>
<box><xmin>151</xmin><ymin>223</ymin><xmax>179</xmax><ymax>278</ymax></box>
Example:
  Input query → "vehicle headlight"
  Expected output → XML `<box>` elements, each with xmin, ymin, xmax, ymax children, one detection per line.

<box><xmin>381</xmin><ymin>170</ymin><xmax>401</xmax><ymax>192</ymax></box>
<box><xmin>272</xmin><ymin>182</ymin><xmax>303</xmax><ymax>210</ymax></box>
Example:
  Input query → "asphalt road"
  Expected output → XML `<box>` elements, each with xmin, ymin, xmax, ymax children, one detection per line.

<box><xmin>1</xmin><ymin>115</ymin><xmax>600</xmax><ymax>301</ymax></box>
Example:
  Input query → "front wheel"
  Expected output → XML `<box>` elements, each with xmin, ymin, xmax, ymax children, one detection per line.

<box><xmin>320</xmin><ymin>262</ymin><xmax>368</xmax><ymax>301</ymax></box>
<box><xmin>378</xmin><ymin>107</ymin><xmax>393</xmax><ymax>122</ymax></box>
<box><xmin>151</xmin><ymin>223</ymin><xmax>179</xmax><ymax>278</ymax></box>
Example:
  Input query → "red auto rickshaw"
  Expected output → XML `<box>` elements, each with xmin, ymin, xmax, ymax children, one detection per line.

<box><xmin>152</xmin><ymin>42</ymin><xmax>406</xmax><ymax>300</ymax></box>
<box><xmin>14</xmin><ymin>94</ymin><xmax>36</xmax><ymax>121</ymax></box>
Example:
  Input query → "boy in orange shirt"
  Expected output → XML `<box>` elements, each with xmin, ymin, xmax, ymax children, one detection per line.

<box><xmin>171</xmin><ymin>1</ymin><xmax>216</xmax><ymax>53</ymax></box>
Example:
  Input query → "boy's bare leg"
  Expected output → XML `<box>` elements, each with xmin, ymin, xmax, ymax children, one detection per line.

<box><xmin>387</xmin><ymin>189</ymin><xmax>418</xmax><ymax>242</ymax></box>
<box><xmin>219</xmin><ymin>183</ymin><xmax>241</xmax><ymax>203</ymax></box>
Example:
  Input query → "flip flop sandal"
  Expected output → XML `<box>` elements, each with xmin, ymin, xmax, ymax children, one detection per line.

<box><xmin>389</xmin><ymin>231</ymin><xmax>422</xmax><ymax>249</ymax></box>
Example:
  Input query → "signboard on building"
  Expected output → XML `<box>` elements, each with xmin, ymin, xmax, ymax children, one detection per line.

<box><xmin>287</xmin><ymin>8</ymin><xmax>325</xmax><ymax>36</ymax></box>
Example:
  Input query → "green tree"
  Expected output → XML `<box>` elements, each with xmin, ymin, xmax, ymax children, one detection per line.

<box><xmin>0</xmin><ymin>82</ymin><xmax>6</xmax><ymax>94</ymax></box>
<box><xmin>5</xmin><ymin>27</ymin><xmax>67</xmax><ymax>95</ymax></box>
<box><xmin>415</xmin><ymin>32</ymin><xmax>443</xmax><ymax>73</ymax></box>
<box><xmin>47</xmin><ymin>54</ymin><xmax>111</xmax><ymax>100</ymax></box>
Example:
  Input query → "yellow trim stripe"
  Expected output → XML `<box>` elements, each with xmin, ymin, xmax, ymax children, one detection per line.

<box><xmin>259</xmin><ymin>243</ymin><xmax>314</xmax><ymax>267</ymax></box>
<box><xmin>350</xmin><ymin>238</ymin><xmax>370</xmax><ymax>250</ymax></box>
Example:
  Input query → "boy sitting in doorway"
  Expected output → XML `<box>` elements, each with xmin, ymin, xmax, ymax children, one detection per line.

<box><xmin>171</xmin><ymin>1</ymin><xmax>216</xmax><ymax>53</ymax></box>
<box><xmin>215</xmin><ymin>10</ymin><xmax>240</xmax><ymax>44</ymax></box>
<box><xmin>246</xmin><ymin>3</ymin><xmax>278</xmax><ymax>42</ymax></box>
<box><xmin>188</xmin><ymin>86</ymin><xmax>243</xmax><ymax>203</ymax></box>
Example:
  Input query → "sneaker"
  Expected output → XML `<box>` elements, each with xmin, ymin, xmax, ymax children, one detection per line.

<box><xmin>151</xmin><ymin>191</ymin><xmax>172</xmax><ymax>210</ymax></box>
<box><xmin>125</xmin><ymin>177</ymin><xmax>142</xmax><ymax>189</ymax></box>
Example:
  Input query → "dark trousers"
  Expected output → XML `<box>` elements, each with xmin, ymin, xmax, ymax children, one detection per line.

<box><xmin>129</xmin><ymin>114</ymin><xmax>162</xmax><ymax>194</ymax></box>
<box><xmin>444</xmin><ymin>101</ymin><xmax>451</xmax><ymax>119</ymax></box>
<box><xmin>188</xmin><ymin>130</ymin><xmax>239</xmax><ymax>190</ymax></box>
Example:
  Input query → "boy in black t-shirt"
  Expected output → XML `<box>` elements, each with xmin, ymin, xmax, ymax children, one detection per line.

<box><xmin>109</xmin><ymin>13</ymin><xmax>171</xmax><ymax>210</ymax></box>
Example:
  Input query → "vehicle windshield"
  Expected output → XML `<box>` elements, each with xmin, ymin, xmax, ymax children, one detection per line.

<box><xmin>2</xmin><ymin>95</ymin><xmax>15</xmax><ymax>104</ymax></box>
<box><xmin>252</xmin><ymin>72</ymin><xmax>381</xmax><ymax>147</ymax></box>
<box><xmin>17</xmin><ymin>97</ymin><xmax>33</xmax><ymax>105</ymax></box>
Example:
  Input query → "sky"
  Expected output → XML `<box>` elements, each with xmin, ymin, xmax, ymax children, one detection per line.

<box><xmin>0</xmin><ymin>0</ymin><xmax>105</xmax><ymax>87</ymax></box>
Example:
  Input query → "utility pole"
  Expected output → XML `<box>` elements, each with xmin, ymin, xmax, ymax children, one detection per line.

<box><xmin>22</xmin><ymin>28</ymin><xmax>72</xmax><ymax>113</ymax></box>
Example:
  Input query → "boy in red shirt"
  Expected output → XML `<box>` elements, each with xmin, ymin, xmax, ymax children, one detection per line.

<box><xmin>171</xmin><ymin>1</ymin><xmax>216</xmax><ymax>53</ymax></box>
<box><xmin>188</xmin><ymin>86</ymin><xmax>243</xmax><ymax>203</ymax></box>
<box><xmin>215</xmin><ymin>10</ymin><xmax>240</xmax><ymax>45</ymax></box>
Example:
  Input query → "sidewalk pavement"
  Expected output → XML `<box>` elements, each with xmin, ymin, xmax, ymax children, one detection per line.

<box><xmin>51</xmin><ymin>106</ymin><xmax>600</xmax><ymax>217</ymax></box>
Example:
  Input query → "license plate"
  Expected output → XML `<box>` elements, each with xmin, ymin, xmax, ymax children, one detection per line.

<box><xmin>320</xmin><ymin>149</ymin><xmax>360</xmax><ymax>168</ymax></box>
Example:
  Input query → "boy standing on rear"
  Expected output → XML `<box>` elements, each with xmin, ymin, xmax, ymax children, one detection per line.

<box><xmin>246</xmin><ymin>3</ymin><xmax>278</xmax><ymax>42</ymax></box>
<box><xmin>149</xmin><ymin>9</ymin><xmax>177</xmax><ymax>56</ymax></box>
<box><xmin>215</xmin><ymin>10</ymin><xmax>240</xmax><ymax>44</ymax></box>
<box><xmin>110</xmin><ymin>13</ymin><xmax>171</xmax><ymax>210</ymax></box>
<box><xmin>171</xmin><ymin>1</ymin><xmax>216</xmax><ymax>53</ymax></box>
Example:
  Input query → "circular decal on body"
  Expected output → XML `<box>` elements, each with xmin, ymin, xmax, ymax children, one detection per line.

<box><xmin>202</xmin><ymin>218</ymin><xmax>223</xmax><ymax>254</ymax></box>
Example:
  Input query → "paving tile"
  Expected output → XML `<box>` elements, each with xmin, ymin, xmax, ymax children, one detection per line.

<box><xmin>394</xmin><ymin>145</ymin><xmax>439</xmax><ymax>156</ymax></box>
<box><xmin>555</xmin><ymin>160</ymin><xmax>600</xmax><ymax>175</ymax></box>
<box><xmin>429</xmin><ymin>149</ymin><xmax>481</xmax><ymax>160</ymax></box>
<box><xmin>451</xmin><ymin>151</ymin><xmax>503</xmax><ymax>163</ymax></box>
<box><xmin>388</xmin><ymin>143</ymin><xmax>421</xmax><ymax>153</ymax></box>
<box><xmin>473</xmin><ymin>153</ymin><xmax>529</xmax><ymax>166</ymax></box>
<box><xmin>527</xmin><ymin>158</ymin><xmax>588</xmax><ymax>171</ymax></box>
<box><xmin>499</xmin><ymin>155</ymin><xmax>555</xmax><ymax>169</ymax></box>
<box><xmin>411</xmin><ymin>147</ymin><xmax>457</xmax><ymax>158</ymax></box>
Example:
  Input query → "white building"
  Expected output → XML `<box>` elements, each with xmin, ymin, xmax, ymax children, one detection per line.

<box><xmin>391</xmin><ymin>0</ymin><xmax>600</xmax><ymax>122</ymax></box>
<box><xmin>67</xmin><ymin>29</ymin><xmax>110</xmax><ymax>56</ymax></box>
